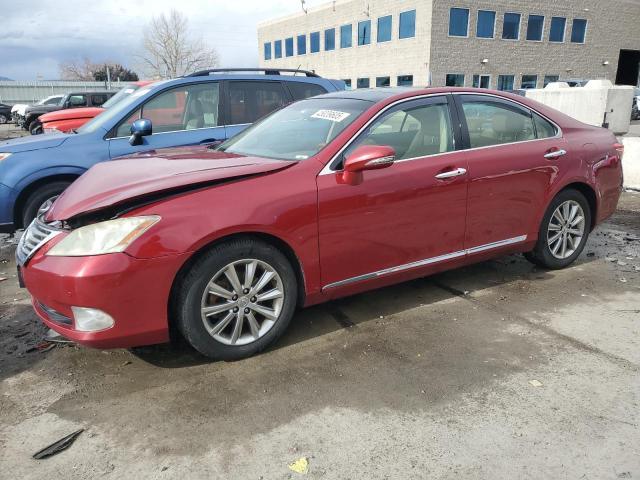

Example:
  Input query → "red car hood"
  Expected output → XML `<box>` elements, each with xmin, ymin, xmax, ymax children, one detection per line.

<box><xmin>40</xmin><ymin>107</ymin><xmax>104</xmax><ymax>123</ymax></box>
<box><xmin>47</xmin><ymin>146</ymin><xmax>294</xmax><ymax>221</ymax></box>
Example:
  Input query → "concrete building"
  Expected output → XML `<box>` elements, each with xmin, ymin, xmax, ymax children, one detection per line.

<box><xmin>257</xmin><ymin>0</ymin><xmax>640</xmax><ymax>90</ymax></box>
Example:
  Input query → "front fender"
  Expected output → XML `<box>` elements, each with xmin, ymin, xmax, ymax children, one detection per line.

<box><xmin>14</xmin><ymin>166</ymin><xmax>88</xmax><ymax>194</ymax></box>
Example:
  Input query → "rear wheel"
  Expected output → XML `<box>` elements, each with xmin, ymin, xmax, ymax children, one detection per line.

<box><xmin>21</xmin><ymin>181</ymin><xmax>71</xmax><ymax>227</ymax></box>
<box><xmin>175</xmin><ymin>238</ymin><xmax>298</xmax><ymax>360</ymax></box>
<box><xmin>525</xmin><ymin>189</ymin><xmax>591</xmax><ymax>269</ymax></box>
<box><xmin>0</xmin><ymin>114</ymin><xmax>7</xmax><ymax>124</ymax></box>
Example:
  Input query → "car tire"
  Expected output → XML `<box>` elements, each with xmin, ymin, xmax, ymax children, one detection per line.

<box><xmin>524</xmin><ymin>189</ymin><xmax>592</xmax><ymax>270</ymax></box>
<box><xmin>0</xmin><ymin>114</ymin><xmax>7</xmax><ymax>124</ymax></box>
<box><xmin>175</xmin><ymin>238</ymin><xmax>298</xmax><ymax>360</ymax></box>
<box><xmin>21</xmin><ymin>181</ymin><xmax>71</xmax><ymax>227</ymax></box>
<box><xmin>30</xmin><ymin>121</ymin><xmax>43</xmax><ymax>135</ymax></box>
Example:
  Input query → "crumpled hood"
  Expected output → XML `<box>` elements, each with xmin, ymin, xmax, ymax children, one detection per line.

<box><xmin>47</xmin><ymin>146</ymin><xmax>295</xmax><ymax>221</ymax></box>
<box><xmin>0</xmin><ymin>133</ymin><xmax>69</xmax><ymax>151</ymax></box>
<box><xmin>40</xmin><ymin>107</ymin><xmax>104</xmax><ymax>123</ymax></box>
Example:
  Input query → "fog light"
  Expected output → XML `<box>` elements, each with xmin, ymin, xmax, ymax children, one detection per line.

<box><xmin>71</xmin><ymin>307</ymin><xmax>115</xmax><ymax>332</ymax></box>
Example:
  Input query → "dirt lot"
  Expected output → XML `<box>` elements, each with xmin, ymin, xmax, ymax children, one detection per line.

<box><xmin>0</xmin><ymin>125</ymin><xmax>638</xmax><ymax>477</ymax></box>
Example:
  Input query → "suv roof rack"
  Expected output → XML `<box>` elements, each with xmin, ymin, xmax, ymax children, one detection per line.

<box><xmin>186</xmin><ymin>68</ymin><xmax>320</xmax><ymax>78</ymax></box>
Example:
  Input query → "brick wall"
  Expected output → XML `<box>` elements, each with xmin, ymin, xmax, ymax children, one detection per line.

<box><xmin>429</xmin><ymin>0</ymin><xmax>640</xmax><ymax>88</ymax></box>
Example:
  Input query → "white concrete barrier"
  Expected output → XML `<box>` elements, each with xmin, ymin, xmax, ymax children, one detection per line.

<box><xmin>525</xmin><ymin>80</ymin><xmax>634</xmax><ymax>135</ymax></box>
<box><xmin>622</xmin><ymin>137</ymin><xmax>640</xmax><ymax>190</ymax></box>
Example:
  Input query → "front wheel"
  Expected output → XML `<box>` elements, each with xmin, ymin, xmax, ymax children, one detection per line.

<box><xmin>21</xmin><ymin>181</ymin><xmax>71</xmax><ymax>227</ymax></box>
<box><xmin>30</xmin><ymin>121</ymin><xmax>43</xmax><ymax>135</ymax></box>
<box><xmin>525</xmin><ymin>189</ymin><xmax>591</xmax><ymax>269</ymax></box>
<box><xmin>0</xmin><ymin>114</ymin><xmax>7</xmax><ymax>124</ymax></box>
<box><xmin>175</xmin><ymin>239</ymin><xmax>298</xmax><ymax>360</ymax></box>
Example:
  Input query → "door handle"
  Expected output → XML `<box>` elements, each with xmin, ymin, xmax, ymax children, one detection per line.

<box><xmin>435</xmin><ymin>168</ymin><xmax>467</xmax><ymax>180</ymax></box>
<box><xmin>544</xmin><ymin>149</ymin><xmax>567</xmax><ymax>159</ymax></box>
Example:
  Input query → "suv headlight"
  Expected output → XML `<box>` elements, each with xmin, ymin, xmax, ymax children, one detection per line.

<box><xmin>0</xmin><ymin>153</ymin><xmax>12</xmax><ymax>161</ymax></box>
<box><xmin>47</xmin><ymin>216</ymin><xmax>160</xmax><ymax>257</ymax></box>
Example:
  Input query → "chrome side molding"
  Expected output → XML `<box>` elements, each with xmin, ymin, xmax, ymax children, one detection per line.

<box><xmin>322</xmin><ymin>235</ymin><xmax>527</xmax><ymax>290</ymax></box>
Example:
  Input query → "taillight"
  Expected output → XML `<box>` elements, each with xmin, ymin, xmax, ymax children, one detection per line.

<box><xmin>613</xmin><ymin>142</ymin><xmax>624</xmax><ymax>160</ymax></box>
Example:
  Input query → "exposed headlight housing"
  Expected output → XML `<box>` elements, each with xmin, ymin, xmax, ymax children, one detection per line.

<box><xmin>0</xmin><ymin>153</ymin><xmax>12</xmax><ymax>161</ymax></box>
<box><xmin>47</xmin><ymin>216</ymin><xmax>160</xmax><ymax>257</ymax></box>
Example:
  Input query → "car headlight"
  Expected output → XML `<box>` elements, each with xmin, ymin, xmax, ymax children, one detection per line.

<box><xmin>47</xmin><ymin>216</ymin><xmax>160</xmax><ymax>257</ymax></box>
<box><xmin>0</xmin><ymin>153</ymin><xmax>12</xmax><ymax>161</ymax></box>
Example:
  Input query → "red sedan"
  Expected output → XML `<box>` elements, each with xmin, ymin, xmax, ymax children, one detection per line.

<box><xmin>18</xmin><ymin>87</ymin><xmax>623</xmax><ymax>360</ymax></box>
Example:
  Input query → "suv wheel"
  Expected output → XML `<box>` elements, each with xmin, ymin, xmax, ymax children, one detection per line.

<box><xmin>0</xmin><ymin>114</ymin><xmax>7</xmax><ymax>124</ymax></box>
<box><xmin>525</xmin><ymin>189</ymin><xmax>591</xmax><ymax>269</ymax></box>
<box><xmin>175</xmin><ymin>238</ymin><xmax>298</xmax><ymax>360</ymax></box>
<box><xmin>21</xmin><ymin>181</ymin><xmax>71</xmax><ymax>227</ymax></box>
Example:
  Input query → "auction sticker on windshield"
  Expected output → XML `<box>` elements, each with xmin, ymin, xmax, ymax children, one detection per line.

<box><xmin>311</xmin><ymin>110</ymin><xmax>350</xmax><ymax>122</ymax></box>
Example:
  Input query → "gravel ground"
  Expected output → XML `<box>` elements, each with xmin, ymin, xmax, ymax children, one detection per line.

<box><xmin>0</xmin><ymin>143</ymin><xmax>638</xmax><ymax>477</ymax></box>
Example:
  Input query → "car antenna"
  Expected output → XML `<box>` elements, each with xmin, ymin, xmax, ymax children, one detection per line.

<box><xmin>294</xmin><ymin>65</ymin><xmax>302</xmax><ymax>76</ymax></box>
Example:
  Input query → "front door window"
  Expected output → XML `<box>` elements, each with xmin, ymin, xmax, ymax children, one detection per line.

<box><xmin>115</xmin><ymin>82</ymin><xmax>220</xmax><ymax>137</ymax></box>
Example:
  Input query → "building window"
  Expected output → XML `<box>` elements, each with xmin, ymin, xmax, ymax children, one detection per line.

<box><xmin>549</xmin><ymin>17</ymin><xmax>566</xmax><ymax>42</ymax></box>
<box><xmin>264</xmin><ymin>42</ymin><xmax>272</xmax><ymax>60</ymax></box>
<box><xmin>497</xmin><ymin>75</ymin><xmax>515</xmax><ymax>91</ymax></box>
<box><xmin>377</xmin><ymin>15</ymin><xmax>392</xmax><ymax>42</ymax></box>
<box><xmin>358</xmin><ymin>20</ymin><xmax>371</xmax><ymax>45</ymax></box>
<box><xmin>340</xmin><ymin>24</ymin><xmax>352</xmax><ymax>48</ymax></box>
<box><xmin>571</xmin><ymin>19</ymin><xmax>587</xmax><ymax>43</ymax></box>
<box><xmin>399</xmin><ymin>10</ymin><xmax>416</xmax><ymax>39</ymax></box>
<box><xmin>543</xmin><ymin>75</ymin><xmax>559</xmax><ymax>87</ymax></box>
<box><xmin>297</xmin><ymin>34</ymin><xmax>306</xmax><ymax>55</ymax></box>
<box><xmin>449</xmin><ymin>8</ymin><xmax>469</xmax><ymax>37</ymax></box>
<box><xmin>476</xmin><ymin>10</ymin><xmax>496</xmax><ymax>38</ymax></box>
<box><xmin>397</xmin><ymin>75</ymin><xmax>413</xmax><ymax>86</ymax></box>
<box><xmin>521</xmin><ymin>75</ymin><xmax>538</xmax><ymax>89</ymax></box>
<box><xmin>342</xmin><ymin>79</ymin><xmax>352</xmax><ymax>89</ymax></box>
<box><xmin>285</xmin><ymin>37</ymin><xmax>294</xmax><ymax>57</ymax></box>
<box><xmin>502</xmin><ymin>13</ymin><xmax>521</xmax><ymax>40</ymax></box>
<box><xmin>472</xmin><ymin>75</ymin><xmax>491</xmax><ymax>89</ymax></box>
<box><xmin>325</xmin><ymin>28</ymin><xmax>335</xmax><ymax>51</ymax></box>
<box><xmin>376</xmin><ymin>76</ymin><xmax>391</xmax><ymax>87</ymax></box>
<box><xmin>274</xmin><ymin>40</ymin><xmax>282</xmax><ymax>58</ymax></box>
<box><xmin>357</xmin><ymin>77</ymin><xmax>370</xmax><ymax>88</ymax></box>
<box><xmin>310</xmin><ymin>32</ymin><xmax>320</xmax><ymax>52</ymax></box>
<box><xmin>526</xmin><ymin>15</ymin><xmax>544</xmax><ymax>41</ymax></box>
<box><xmin>446</xmin><ymin>74</ymin><xmax>465</xmax><ymax>87</ymax></box>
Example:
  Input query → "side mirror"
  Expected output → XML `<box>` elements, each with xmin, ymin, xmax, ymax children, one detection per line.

<box><xmin>129</xmin><ymin>118</ymin><xmax>152</xmax><ymax>146</ymax></box>
<box><xmin>340</xmin><ymin>145</ymin><xmax>396</xmax><ymax>185</ymax></box>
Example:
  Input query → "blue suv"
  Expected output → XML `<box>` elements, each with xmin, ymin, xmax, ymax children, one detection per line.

<box><xmin>0</xmin><ymin>69</ymin><xmax>345</xmax><ymax>232</ymax></box>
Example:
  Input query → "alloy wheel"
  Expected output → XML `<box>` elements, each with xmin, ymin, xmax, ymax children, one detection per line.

<box><xmin>547</xmin><ymin>200</ymin><xmax>585</xmax><ymax>259</ymax></box>
<box><xmin>200</xmin><ymin>259</ymin><xmax>285</xmax><ymax>346</ymax></box>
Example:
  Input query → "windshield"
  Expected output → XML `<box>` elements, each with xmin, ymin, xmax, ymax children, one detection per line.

<box><xmin>218</xmin><ymin>97</ymin><xmax>372</xmax><ymax>161</ymax></box>
<box><xmin>101</xmin><ymin>86</ymin><xmax>139</xmax><ymax>109</ymax></box>
<box><xmin>77</xmin><ymin>82</ymin><xmax>167</xmax><ymax>134</ymax></box>
<box><xmin>38</xmin><ymin>96</ymin><xmax>62</xmax><ymax>106</ymax></box>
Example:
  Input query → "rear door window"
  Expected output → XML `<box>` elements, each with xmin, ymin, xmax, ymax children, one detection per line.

<box><xmin>91</xmin><ymin>94</ymin><xmax>109</xmax><ymax>107</ymax></box>
<box><xmin>227</xmin><ymin>81</ymin><xmax>288</xmax><ymax>125</ymax></box>
<box><xmin>533</xmin><ymin>113</ymin><xmax>558</xmax><ymax>139</ymax></box>
<box><xmin>460</xmin><ymin>98</ymin><xmax>536</xmax><ymax>148</ymax></box>
<box><xmin>287</xmin><ymin>82</ymin><xmax>328</xmax><ymax>101</ymax></box>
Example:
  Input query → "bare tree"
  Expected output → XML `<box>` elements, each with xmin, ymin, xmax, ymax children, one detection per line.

<box><xmin>59</xmin><ymin>57</ymin><xmax>97</xmax><ymax>81</ymax></box>
<box><xmin>138</xmin><ymin>9</ymin><xmax>219</xmax><ymax>79</ymax></box>
<box><xmin>59</xmin><ymin>57</ymin><xmax>139</xmax><ymax>81</ymax></box>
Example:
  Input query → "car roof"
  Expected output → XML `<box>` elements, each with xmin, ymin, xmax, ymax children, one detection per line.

<box><xmin>153</xmin><ymin>73</ymin><xmax>336</xmax><ymax>90</ymax></box>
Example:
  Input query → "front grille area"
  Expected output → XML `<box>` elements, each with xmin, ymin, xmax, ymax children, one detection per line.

<box><xmin>16</xmin><ymin>218</ymin><xmax>62</xmax><ymax>266</ymax></box>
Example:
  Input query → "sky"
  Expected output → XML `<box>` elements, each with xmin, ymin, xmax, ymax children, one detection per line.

<box><xmin>0</xmin><ymin>0</ymin><xmax>328</xmax><ymax>80</ymax></box>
